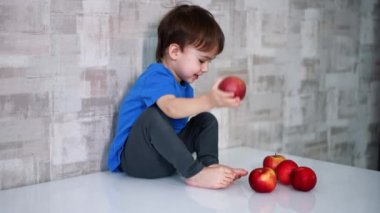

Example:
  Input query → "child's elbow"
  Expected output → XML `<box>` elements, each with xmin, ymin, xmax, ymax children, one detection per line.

<box><xmin>161</xmin><ymin>105</ymin><xmax>182</xmax><ymax>119</ymax></box>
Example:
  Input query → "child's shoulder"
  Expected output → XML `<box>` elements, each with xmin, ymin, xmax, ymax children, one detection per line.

<box><xmin>141</xmin><ymin>63</ymin><xmax>173</xmax><ymax>79</ymax></box>
<box><xmin>144</xmin><ymin>63</ymin><xmax>168</xmax><ymax>73</ymax></box>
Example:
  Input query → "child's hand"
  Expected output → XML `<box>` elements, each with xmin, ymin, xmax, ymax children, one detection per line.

<box><xmin>206</xmin><ymin>78</ymin><xmax>241</xmax><ymax>108</ymax></box>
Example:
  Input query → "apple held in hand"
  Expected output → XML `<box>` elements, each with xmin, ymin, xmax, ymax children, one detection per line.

<box><xmin>275</xmin><ymin>160</ymin><xmax>298</xmax><ymax>185</ymax></box>
<box><xmin>218</xmin><ymin>76</ymin><xmax>246</xmax><ymax>100</ymax></box>
<box><xmin>290</xmin><ymin>167</ymin><xmax>317</xmax><ymax>192</ymax></box>
<box><xmin>263</xmin><ymin>154</ymin><xmax>286</xmax><ymax>170</ymax></box>
<box><xmin>249</xmin><ymin>168</ymin><xmax>277</xmax><ymax>193</ymax></box>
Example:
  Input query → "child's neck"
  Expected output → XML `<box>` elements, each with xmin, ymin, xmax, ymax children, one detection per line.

<box><xmin>161</xmin><ymin>58</ymin><xmax>181</xmax><ymax>83</ymax></box>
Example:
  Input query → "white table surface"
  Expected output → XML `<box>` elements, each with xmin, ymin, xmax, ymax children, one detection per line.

<box><xmin>1</xmin><ymin>147</ymin><xmax>379</xmax><ymax>213</ymax></box>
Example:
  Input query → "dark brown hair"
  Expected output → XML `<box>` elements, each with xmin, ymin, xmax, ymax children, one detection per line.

<box><xmin>155</xmin><ymin>4</ymin><xmax>225</xmax><ymax>62</ymax></box>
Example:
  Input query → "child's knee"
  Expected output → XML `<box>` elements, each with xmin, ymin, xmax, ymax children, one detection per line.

<box><xmin>198</xmin><ymin>112</ymin><xmax>218</xmax><ymax>127</ymax></box>
<box><xmin>142</xmin><ymin>105</ymin><xmax>168</xmax><ymax>121</ymax></box>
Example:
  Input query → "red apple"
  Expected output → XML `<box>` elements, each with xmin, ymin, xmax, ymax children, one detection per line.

<box><xmin>275</xmin><ymin>160</ymin><xmax>298</xmax><ymax>185</ymax></box>
<box><xmin>248</xmin><ymin>167</ymin><xmax>277</xmax><ymax>193</ymax></box>
<box><xmin>218</xmin><ymin>76</ymin><xmax>246</xmax><ymax>100</ymax></box>
<box><xmin>290</xmin><ymin>167</ymin><xmax>317</xmax><ymax>192</ymax></box>
<box><xmin>263</xmin><ymin>154</ymin><xmax>286</xmax><ymax>170</ymax></box>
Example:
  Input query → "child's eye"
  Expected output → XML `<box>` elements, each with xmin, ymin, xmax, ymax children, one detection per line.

<box><xmin>199</xmin><ymin>59</ymin><xmax>205</xmax><ymax>64</ymax></box>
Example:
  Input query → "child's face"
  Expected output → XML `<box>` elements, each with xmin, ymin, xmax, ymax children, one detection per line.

<box><xmin>174</xmin><ymin>45</ymin><xmax>217</xmax><ymax>84</ymax></box>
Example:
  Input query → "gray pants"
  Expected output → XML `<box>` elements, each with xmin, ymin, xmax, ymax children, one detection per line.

<box><xmin>120</xmin><ymin>105</ymin><xmax>219</xmax><ymax>178</ymax></box>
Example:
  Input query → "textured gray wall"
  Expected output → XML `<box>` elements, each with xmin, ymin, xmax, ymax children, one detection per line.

<box><xmin>0</xmin><ymin>0</ymin><xmax>379</xmax><ymax>190</ymax></box>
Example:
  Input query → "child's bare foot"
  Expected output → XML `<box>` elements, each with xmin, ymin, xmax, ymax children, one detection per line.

<box><xmin>232</xmin><ymin>168</ymin><xmax>248</xmax><ymax>179</ymax></box>
<box><xmin>210</xmin><ymin>164</ymin><xmax>248</xmax><ymax>180</ymax></box>
<box><xmin>185</xmin><ymin>166</ymin><xmax>236</xmax><ymax>189</ymax></box>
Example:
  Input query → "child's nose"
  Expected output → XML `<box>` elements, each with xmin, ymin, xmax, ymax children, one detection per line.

<box><xmin>201</xmin><ymin>62</ymin><xmax>209</xmax><ymax>73</ymax></box>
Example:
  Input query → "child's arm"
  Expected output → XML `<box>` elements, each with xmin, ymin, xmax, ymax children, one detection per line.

<box><xmin>156</xmin><ymin>78</ymin><xmax>241</xmax><ymax>119</ymax></box>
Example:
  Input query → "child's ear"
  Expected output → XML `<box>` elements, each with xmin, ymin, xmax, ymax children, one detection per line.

<box><xmin>167</xmin><ymin>43</ymin><xmax>181</xmax><ymax>60</ymax></box>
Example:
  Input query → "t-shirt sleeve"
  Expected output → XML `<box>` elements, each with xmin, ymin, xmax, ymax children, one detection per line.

<box><xmin>140</xmin><ymin>71</ymin><xmax>176</xmax><ymax>107</ymax></box>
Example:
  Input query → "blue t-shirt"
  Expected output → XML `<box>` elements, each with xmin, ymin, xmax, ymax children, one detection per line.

<box><xmin>108</xmin><ymin>63</ymin><xmax>194</xmax><ymax>172</ymax></box>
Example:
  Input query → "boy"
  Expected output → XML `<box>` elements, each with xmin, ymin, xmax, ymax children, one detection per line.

<box><xmin>108</xmin><ymin>4</ymin><xmax>248</xmax><ymax>189</ymax></box>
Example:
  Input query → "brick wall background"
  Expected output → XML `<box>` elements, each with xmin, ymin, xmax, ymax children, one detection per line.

<box><xmin>0</xmin><ymin>0</ymin><xmax>379</xmax><ymax>190</ymax></box>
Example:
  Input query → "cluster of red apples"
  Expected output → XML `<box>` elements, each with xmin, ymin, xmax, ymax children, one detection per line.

<box><xmin>249</xmin><ymin>154</ymin><xmax>317</xmax><ymax>193</ymax></box>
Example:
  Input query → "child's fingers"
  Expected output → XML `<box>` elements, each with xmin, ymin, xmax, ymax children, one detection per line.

<box><xmin>225</xmin><ymin>97</ymin><xmax>240</xmax><ymax>108</ymax></box>
<box><xmin>217</xmin><ymin>90</ymin><xmax>236</xmax><ymax>101</ymax></box>
<box><xmin>212</xmin><ymin>77</ymin><xmax>226</xmax><ymax>90</ymax></box>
